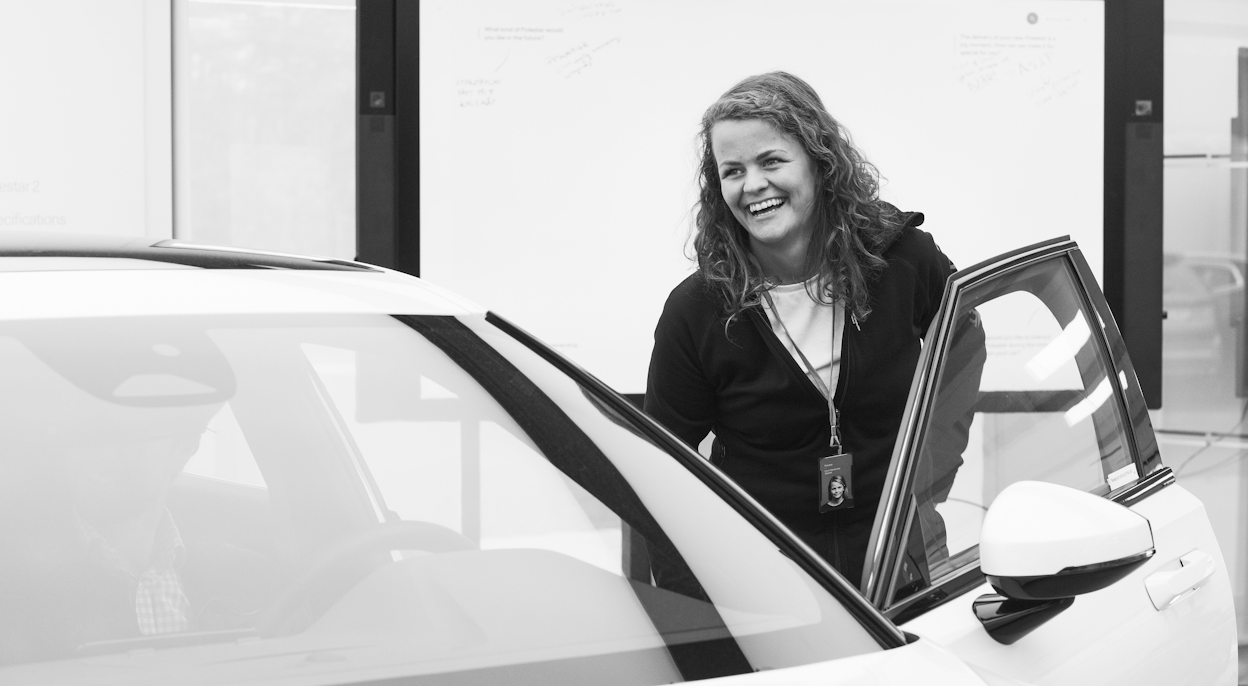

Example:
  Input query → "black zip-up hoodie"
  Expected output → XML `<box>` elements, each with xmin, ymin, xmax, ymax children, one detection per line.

<box><xmin>644</xmin><ymin>215</ymin><xmax>954</xmax><ymax>586</ymax></box>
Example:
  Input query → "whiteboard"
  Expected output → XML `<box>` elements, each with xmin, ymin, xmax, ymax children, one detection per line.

<box><xmin>0</xmin><ymin>0</ymin><xmax>172</xmax><ymax>239</ymax></box>
<box><xmin>420</xmin><ymin>0</ymin><xmax>1104</xmax><ymax>394</ymax></box>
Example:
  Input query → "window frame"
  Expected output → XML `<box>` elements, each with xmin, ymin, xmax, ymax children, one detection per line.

<box><xmin>862</xmin><ymin>237</ymin><xmax>1169</xmax><ymax>622</ymax></box>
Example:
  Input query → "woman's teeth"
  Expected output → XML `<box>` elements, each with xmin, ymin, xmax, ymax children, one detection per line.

<box><xmin>749</xmin><ymin>198</ymin><xmax>785</xmax><ymax>216</ymax></box>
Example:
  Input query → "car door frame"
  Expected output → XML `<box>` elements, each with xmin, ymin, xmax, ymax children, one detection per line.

<box><xmin>860</xmin><ymin>235</ymin><xmax>1171</xmax><ymax>622</ymax></box>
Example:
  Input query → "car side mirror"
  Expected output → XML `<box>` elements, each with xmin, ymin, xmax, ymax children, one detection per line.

<box><xmin>973</xmin><ymin>481</ymin><xmax>1154</xmax><ymax>645</ymax></box>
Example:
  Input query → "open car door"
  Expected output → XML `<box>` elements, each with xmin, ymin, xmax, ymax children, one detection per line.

<box><xmin>861</xmin><ymin>237</ymin><xmax>1237</xmax><ymax>685</ymax></box>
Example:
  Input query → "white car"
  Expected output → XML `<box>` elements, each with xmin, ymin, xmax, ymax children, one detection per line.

<box><xmin>0</xmin><ymin>232</ymin><xmax>1234</xmax><ymax>686</ymax></box>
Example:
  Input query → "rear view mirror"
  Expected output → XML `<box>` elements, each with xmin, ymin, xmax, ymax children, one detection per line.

<box><xmin>973</xmin><ymin>481</ymin><xmax>1154</xmax><ymax>644</ymax></box>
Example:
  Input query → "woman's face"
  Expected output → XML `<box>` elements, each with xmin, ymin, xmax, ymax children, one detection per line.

<box><xmin>710</xmin><ymin>118</ymin><xmax>819</xmax><ymax>258</ymax></box>
<box><xmin>829</xmin><ymin>480</ymin><xmax>845</xmax><ymax>500</ymax></box>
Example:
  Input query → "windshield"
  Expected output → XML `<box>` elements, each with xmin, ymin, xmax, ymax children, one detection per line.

<box><xmin>0</xmin><ymin>313</ymin><xmax>879</xmax><ymax>685</ymax></box>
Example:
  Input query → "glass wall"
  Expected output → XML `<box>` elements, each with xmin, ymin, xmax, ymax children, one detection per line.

<box><xmin>174</xmin><ymin>0</ymin><xmax>356</xmax><ymax>259</ymax></box>
<box><xmin>1162</xmin><ymin>1</ymin><xmax>1248</xmax><ymax>672</ymax></box>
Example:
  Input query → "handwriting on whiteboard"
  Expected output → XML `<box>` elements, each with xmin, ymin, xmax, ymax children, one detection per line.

<box><xmin>556</xmin><ymin>1</ymin><xmax>622</xmax><ymax>19</ymax></box>
<box><xmin>457</xmin><ymin>78</ymin><xmax>502</xmax><ymax>108</ymax></box>
<box><xmin>955</xmin><ymin>32</ymin><xmax>1081</xmax><ymax>106</ymax></box>
<box><xmin>546</xmin><ymin>36</ymin><xmax>621</xmax><ymax>78</ymax></box>
<box><xmin>481</xmin><ymin>26</ymin><xmax>564</xmax><ymax>42</ymax></box>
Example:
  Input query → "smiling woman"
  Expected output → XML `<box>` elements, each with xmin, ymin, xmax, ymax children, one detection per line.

<box><xmin>645</xmin><ymin>71</ymin><xmax>983</xmax><ymax>588</ymax></box>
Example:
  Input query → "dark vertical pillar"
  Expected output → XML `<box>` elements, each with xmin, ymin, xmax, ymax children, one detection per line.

<box><xmin>393</xmin><ymin>2</ymin><xmax>420</xmax><ymax>276</ymax></box>
<box><xmin>357</xmin><ymin>0</ymin><xmax>397</xmax><ymax>269</ymax></box>
<box><xmin>1104</xmin><ymin>0</ymin><xmax>1165</xmax><ymax>408</ymax></box>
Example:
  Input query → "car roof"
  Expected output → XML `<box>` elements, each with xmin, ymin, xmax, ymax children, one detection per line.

<box><xmin>0</xmin><ymin>231</ymin><xmax>485</xmax><ymax>319</ymax></box>
<box><xmin>0</xmin><ymin>230</ymin><xmax>375</xmax><ymax>271</ymax></box>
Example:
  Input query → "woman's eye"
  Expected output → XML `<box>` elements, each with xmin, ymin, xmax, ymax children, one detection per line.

<box><xmin>721</xmin><ymin>168</ymin><xmax>741</xmax><ymax>179</ymax></box>
<box><xmin>763</xmin><ymin>158</ymin><xmax>783</xmax><ymax>168</ymax></box>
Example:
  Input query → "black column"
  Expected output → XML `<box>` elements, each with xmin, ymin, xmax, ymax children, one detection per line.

<box><xmin>1104</xmin><ymin>0</ymin><xmax>1164</xmax><ymax>408</ymax></box>
<box><xmin>357</xmin><ymin>0</ymin><xmax>397</xmax><ymax>270</ymax></box>
<box><xmin>394</xmin><ymin>1</ymin><xmax>420</xmax><ymax>276</ymax></box>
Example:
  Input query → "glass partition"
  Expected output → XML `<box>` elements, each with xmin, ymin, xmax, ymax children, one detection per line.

<box><xmin>174</xmin><ymin>0</ymin><xmax>356</xmax><ymax>259</ymax></box>
<box><xmin>1163</xmin><ymin>3</ymin><xmax>1248</xmax><ymax>673</ymax></box>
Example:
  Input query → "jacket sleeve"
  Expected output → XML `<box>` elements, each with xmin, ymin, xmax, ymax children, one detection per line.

<box><xmin>644</xmin><ymin>287</ymin><xmax>717</xmax><ymax>451</ymax></box>
<box><xmin>914</xmin><ymin>230</ymin><xmax>958</xmax><ymax>336</ymax></box>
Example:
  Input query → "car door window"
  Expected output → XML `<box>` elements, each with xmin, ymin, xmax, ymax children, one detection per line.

<box><xmin>886</xmin><ymin>255</ymin><xmax>1138</xmax><ymax>607</ymax></box>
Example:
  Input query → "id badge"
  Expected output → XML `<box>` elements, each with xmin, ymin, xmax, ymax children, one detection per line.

<box><xmin>818</xmin><ymin>452</ymin><xmax>854</xmax><ymax>512</ymax></box>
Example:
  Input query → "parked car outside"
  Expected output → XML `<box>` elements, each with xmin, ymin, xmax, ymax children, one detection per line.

<box><xmin>1163</xmin><ymin>251</ymin><xmax>1246</xmax><ymax>379</ymax></box>
<box><xmin>0</xmin><ymin>232</ymin><xmax>1234</xmax><ymax>686</ymax></box>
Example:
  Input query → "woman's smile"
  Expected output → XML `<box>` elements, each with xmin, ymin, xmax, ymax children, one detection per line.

<box><xmin>748</xmin><ymin>197</ymin><xmax>786</xmax><ymax>217</ymax></box>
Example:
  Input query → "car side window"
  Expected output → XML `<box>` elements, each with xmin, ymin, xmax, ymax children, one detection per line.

<box><xmin>887</xmin><ymin>256</ymin><xmax>1138</xmax><ymax>606</ymax></box>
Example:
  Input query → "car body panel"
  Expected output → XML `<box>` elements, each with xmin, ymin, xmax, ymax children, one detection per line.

<box><xmin>0</xmin><ymin>635</ymin><xmax>996</xmax><ymax>686</ymax></box>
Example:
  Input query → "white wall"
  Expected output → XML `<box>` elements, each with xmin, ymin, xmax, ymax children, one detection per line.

<box><xmin>0</xmin><ymin>0</ymin><xmax>172</xmax><ymax>239</ymax></box>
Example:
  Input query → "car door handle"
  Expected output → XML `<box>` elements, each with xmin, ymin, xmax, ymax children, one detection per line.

<box><xmin>1145</xmin><ymin>550</ymin><xmax>1215</xmax><ymax>610</ymax></box>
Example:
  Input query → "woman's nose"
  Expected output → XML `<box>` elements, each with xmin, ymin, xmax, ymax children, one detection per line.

<box><xmin>743</xmin><ymin>167</ymin><xmax>768</xmax><ymax>194</ymax></box>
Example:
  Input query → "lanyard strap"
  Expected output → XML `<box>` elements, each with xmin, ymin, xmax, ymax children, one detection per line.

<box><xmin>762</xmin><ymin>290</ymin><xmax>842</xmax><ymax>451</ymax></box>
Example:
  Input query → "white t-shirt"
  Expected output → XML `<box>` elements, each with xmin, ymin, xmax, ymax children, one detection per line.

<box><xmin>761</xmin><ymin>280</ymin><xmax>844</xmax><ymax>397</ymax></box>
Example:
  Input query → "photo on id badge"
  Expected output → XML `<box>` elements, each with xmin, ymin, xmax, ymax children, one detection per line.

<box><xmin>819</xmin><ymin>453</ymin><xmax>854</xmax><ymax>513</ymax></box>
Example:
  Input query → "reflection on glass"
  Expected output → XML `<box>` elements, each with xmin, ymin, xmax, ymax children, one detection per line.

<box><xmin>1064</xmin><ymin>378</ymin><xmax>1113</xmax><ymax>427</ymax></box>
<box><xmin>1025</xmin><ymin>310</ymin><xmax>1090</xmax><ymax>382</ymax></box>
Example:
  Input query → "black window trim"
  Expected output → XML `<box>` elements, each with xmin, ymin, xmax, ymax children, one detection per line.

<box><xmin>885</xmin><ymin>565</ymin><xmax>987</xmax><ymax>625</ymax></box>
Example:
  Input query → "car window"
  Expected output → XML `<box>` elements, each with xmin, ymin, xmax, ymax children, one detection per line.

<box><xmin>886</xmin><ymin>256</ymin><xmax>1138</xmax><ymax>607</ymax></box>
<box><xmin>0</xmin><ymin>313</ymin><xmax>881</xmax><ymax>684</ymax></box>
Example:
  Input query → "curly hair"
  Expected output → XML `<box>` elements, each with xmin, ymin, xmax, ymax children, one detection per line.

<box><xmin>693</xmin><ymin>71</ymin><xmax>905</xmax><ymax>325</ymax></box>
